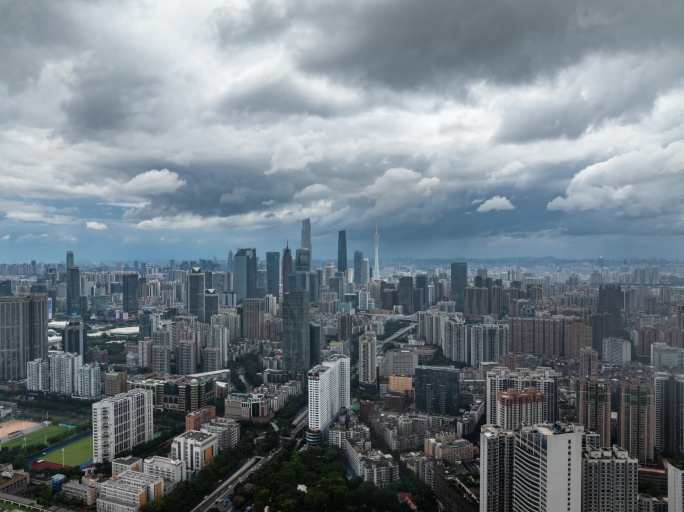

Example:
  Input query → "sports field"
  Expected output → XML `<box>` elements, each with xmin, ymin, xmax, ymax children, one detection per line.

<box><xmin>0</xmin><ymin>423</ymin><xmax>70</xmax><ymax>448</ymax></box>
<box><xmin>44</xmin><ymin>436</ymin><xmax>93</xmax><ymax>467</ymax></box>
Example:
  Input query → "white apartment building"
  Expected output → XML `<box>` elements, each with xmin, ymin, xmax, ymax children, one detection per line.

<box><xmin>92</xmin><ymin>389</ymin><xmax>154</xmax><ymax>464</ymax></box>
<box><xmin>307</xmin><ymin>354</ymin><xmax>350</xmax><ymax>437</ymax></box>
<box><xmin>26</xmin><ymin>358</ymin><xmax>49</xmax><ymax>392</ymax></box>
<box><xmin>76</xmin><ymin>363</ymin><xmax>102</xmax><ymax>399</ymax></box>
<box><xmin>512</xmin><ymin>424</ymin><xmax>583</xmax><ymax>512</ymax></box>
<box><xmin>48</xmin><ymin>351</ymin><xmax>82</xmax><ymax>395</ymax></box>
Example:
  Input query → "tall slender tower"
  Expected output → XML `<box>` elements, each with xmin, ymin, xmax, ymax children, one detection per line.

<box><xmin>337</xmin><ymin>230</ymin><xmax>347</xmax><ymax>273</ymax></box>
<box><xmin>373</xmin><ymin>225</ymin><xmax>380</xmax><ymax>280</ymax></box>
<box><xmin>301</xmin><ymin>218</ymin><xmax>311</xmax><ymax>251</ymax></box>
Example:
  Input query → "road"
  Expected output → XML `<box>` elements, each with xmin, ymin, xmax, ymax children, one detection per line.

<box><xmin>191</xmin><ymin>448</ymin><xmax>282</xmax><ymax>512</ymax></box>
<box><xmin>379</xmin><ymin>323</ymin><xmax>416</xmax><ymax>353</ymax></box>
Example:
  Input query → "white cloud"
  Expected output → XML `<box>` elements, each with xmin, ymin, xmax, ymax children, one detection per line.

<box><xmin>477</xmin><ymin>195</ymin><xmax>515</xmax><ymax>212</ymax></box>
<box><xmin>119</xmin><ymin>169</ymin><xmax>186</xmax><ymax>196</ymax></box>
<box><xmin>0</xmin><ymin>234</ymin><xmax>9</xmax><ymax>240</ymax></box>
<box><xmin>86</xmin><ymin>221</ymin><xmax>108</xmax><ymax>231</ymax></box>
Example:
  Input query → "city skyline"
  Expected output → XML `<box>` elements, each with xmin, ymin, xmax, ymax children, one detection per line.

<box><xmin>2</xmin><ymin>1</ymin><xmax>684</xmax><ymax>261</ymax></box>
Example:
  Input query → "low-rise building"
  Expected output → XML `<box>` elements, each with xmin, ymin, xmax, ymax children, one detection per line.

<box><xmin>171</xmin><ymin>431</ymin><xmax>218</xmax><ymax>474</ymax></box>
<box><xmin>62</xmin><ymin>479</ymin><xmax>97</xmax><ymax>505</ymax></box>
<box><xmin>142</xmin><ymin>456</ymin><xmax>185</xmax><ymax>494</ymax></box>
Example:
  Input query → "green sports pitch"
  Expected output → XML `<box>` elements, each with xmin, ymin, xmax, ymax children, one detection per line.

<box><xmin>0</xmin><ymin>424</ymin><xmax>71</xmax><ymax>449</ymax></box>
<box><xmin>43</xmin><ymin>436</ymin><xmax>93</xmax><ymax>467</ymax></box>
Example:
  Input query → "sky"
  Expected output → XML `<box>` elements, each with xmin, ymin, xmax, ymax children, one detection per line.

<box><xmin>2</xmin><ymin>0</ymin><xmax>684</xmax><ymax>263</ymax></box>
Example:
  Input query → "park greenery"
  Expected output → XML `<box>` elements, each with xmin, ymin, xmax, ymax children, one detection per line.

<box><xmin>234</xmin><ymin>446</ymin><xmax>414</xmax><ymax>512</ymax></box>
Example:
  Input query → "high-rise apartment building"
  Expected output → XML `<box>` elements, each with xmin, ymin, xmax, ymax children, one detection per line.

<box><xmin>48</xmin><ymin>351</ymin><xmax>82</xmax><ymax>395</ymax></box>
<box><xmin>307</xmin><ymin>354</ymin><xmax>350</xmax><ymax>442</ymax></box>
<box><xmin>92</xmin><ymin>389</ymin><xmax>154</xmax><ymax>463</ymax></box>
<box><xmin>654</xmin><ymin>373</ymin><xmax>684</xmax><ymax>456</ymax></box>
<box><xmin>358</xmin><ymin>332</ymin><xmax>377</xmax><ymax>385</ymax></box>
<box><xmin>26</xmin><ymin>358</ymin><xmax>50</xmax><ymax>392</ymax></box>
<box><xmin>486</xmin><ymin>367</ymin><xmax>559</xmax><ymax>425</ymax></box>
<box><xmin>496</xmin><ymin>388</ymin><xmax>544</xmax><ymax>431</ymax></box>
<box><xmin>512</xmin><ymin>424</ymin><xmax>583</xmax><ymax>512</ymax></box>
<box><xmin>577</xmin><ymin>378</ymin><xmax>612</xmax><ymax>448</ymax></box>
<box><xmin>0</xmin><ymin>294</ymin><xmax>47</xmax><ymax>381</ymax></box>
<box><xmin>668</xmin><ymin>461</ymin><xmax>684</xmax><ymax>512</ymax></box>
<box><xmin>619</xmin><ymin>378</ymin><xmax>655</xmax><ymax>464</ymax></box>
<box><xmin>582</xmin><ymin>446</ymin><xmax>638</xmax><ymax>512</ymax></box>
<box><xmin>603</xmin><ymin>337</ymin><xmax>631</xmax><ymax>366</ymax></box>
<box><xmin>450</xmin><ymin>262</ymin><xmax>467</xmax><ymax>312</ymax></box>
<box><xmin>373</xmin><ymin>225</ymin><xmax>380</xmax><ymax>280</ymax></box>
<box><xmin>579</xmin><ymin>347</ymin><xmax>600</xmax><ymax>378</ymax></box>
<box><xmin>282</xmin><ymin>290</ymin><xmax>310</xmax><ymax>374</ymax></box>
<box><xmin>480</xmin><ymin>425</ymin><xmax>515</xmax><ymax>512</ymax></box>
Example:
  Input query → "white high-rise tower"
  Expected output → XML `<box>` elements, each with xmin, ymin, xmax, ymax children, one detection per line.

<box><xmin>373</xmin><ymin>225</ymin><xmax>380</xmax><ymax>279</ymax></box>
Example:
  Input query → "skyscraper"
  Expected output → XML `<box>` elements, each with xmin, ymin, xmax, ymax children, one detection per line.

<box><xmin>486</xmin><ymin>367</ymin><xmax>560</xmax><ymax>425</ymax></box>
<box><xmin>397</xmin><ymin>276</ymin><xmax>414</xmax><ymax>315</ymax></box>
<box><xmin>64</xmin><ymin>319</ymin><xmax>85</xmax><ymax>356</ymax></box>
<box><xmin>66</xmin><ymin>250</ymin><xmax>74</xmax><ymax>270</ymax></box>
<box><xmin>619</xmin><ymin>378</ymin><xmax>655</xmax><ymax>464</ymax></box>
<box><xmin>307</xmin><ymin>354</ymin><xmax>350</xmax><ymax>442</ymax></box>
<box><xmin>241</xmin><ymin>298</ymin><xmax>264</xmax><ymax>341</ymax></box>
<box><xmin>282</xmin><ymin>290</ymin><xmax>310</xmax><ymax>374</ymax></box>
<box><xmin>582</xmin><ymin>446</ymin><xmax>638</xmax><ymax>512</ymax></box>
<box><xmin>358</xmin><ymin>332</ymin><xmax>377</xmax><ymax>385</ymax></box>
<box><xmin>66</xmin><ymin>266</ymin><xmax>81</xmax><ymax>316</ymax></box>
<box><xmin>373</xmin><ymin>225</ymin><xmax>380</xmax><ymax>280</ymax></box>
<box><xmin>233</xmin><ymin>248</ymin><xmax>257</xmax><ymax>303</ymax></box>
<box><xmin>282</xmin><ymin>243</ymin><xmax>293</xmax><ymax>295</ymax></box>
<box><xmin>266</xmin><ymin>251</ymin><xmax>280</xmax><ymax>297</ymax></box>
<box><xmin>512</xmin><ymin>424</ymin><xmax>583</xmax><ymax>512</ymax></box>
<box><xmin>122</xmin><ymin>272</ymin><xmax>139</xmax><ymax>314</ymax></box>
<box><xmin>301</xmin><ymin>218</ymin><xmax>311</xmax><ymax>251</ymax></box>
<box><xmin>295</xmin><ymin>248</ymin><xmax>311</xmax><ymax>272</ymax></box>
<box><xmin>92</xmin><ymin>389</ymin><xmax>154</xmax><ymax>463</ymax></box>
<box><xmin>186</xmin><ymin>267</ymin><xmax>205</xmax><ymax>321</ymax></box>
<box><xmin>450</xmin><ymin>262</ymin><xmax>467</xmax><ymax>312</ymax></box>
<box><xmin>414</xmin><ymin>366</ymin><xmax>461</xmax><ymax>416</ymax></box>
<box><xmin>577</xmin><ymin>378</ymin><xmax>612</xmax><ymax>448</ymax></box>
<box><xmin>654</xmin><ymin>373</ymin><xmax>684</xmax><ymax>456</ymax></box>
<box><xmin>480</xmin><ymin>425</ymin><xmax>515</xmax><ymax>512</ymax></box>
<box><xmin>496</xmin><ymin>388</ymin><xmax>544</xmax><ymax>431</ymax></box>
<box><xmin>0</xmin><ymin>294</ymin><xmax>48</xmax><ymax>381</ymax></box>
<box><xmin>337</xmin><ymin>230</ymin><xmax>347</xmax><ymax>274</ymax></box>
<box><xmin>353</xmin><ymin>250</ymin><xmax>367</xmax><ymax>285</ymax></box>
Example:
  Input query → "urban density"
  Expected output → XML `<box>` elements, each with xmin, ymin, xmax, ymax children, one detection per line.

<box><xmin>2</xmin><ymin>2</ymin><xmax>684</xmax><ymax>512</ymax></box>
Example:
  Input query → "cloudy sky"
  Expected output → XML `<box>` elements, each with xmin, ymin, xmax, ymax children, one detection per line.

<box><xmin>2</xmin><ymin>0</ymin><xmax>684</xmax><ymax>262</ymax></box>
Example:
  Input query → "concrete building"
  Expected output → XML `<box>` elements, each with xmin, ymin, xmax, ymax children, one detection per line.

<box><xmin>358</xmin><ymin>332</ymin><xmax>377</xmax><ymax>385</ymax></box>
<box><xmin>577</xmin><ymin>378</ymin><xmax>612</xmax><ymax>448</ymax></box>
<box><xmin>170</xmin><ymin>430</ymin><xmax>218</xmax><ymax>474</ymax></box>
<box><xmin>92</xmin><ymin>389</ymin><xmax>154</xmax><ymax>464</ymax></box>
<box><xmin>582</xmin><ymin>447</ymin><xmax>638</xmax><ymax>512</ymax></box>
<box><xmin>512</xmin><ymin>424</ymin><xmax>583</xmax><ymax>512</ymax></box>
<box><xmin>414</xmin><ymin>366</ymin><xmax>461</xmax><ymax>416</ymax></box>
<box><xmin>496</xmin><ymin>387</ymin><xmax>544</xmax><ymax>431</ymax></box>
<box><xmin>48</xmin><ymin>351</ymin><xmax>82</xmax><ymax>395</ymax></box>
<box><xmin>619</xmin><ymin>378</ymin><xmax>655</xmax><ymax>464</ymax></box>
<box><xmin>307</xmin><ymin>354</ymin><xmax>350</xmax><ymax>442</ymax></box>
<box><xmin>26</xmin><ymin>358</ymin><xmax>49</xmax><ymax>392</ymax></box>
<box><xmin>0</xmin><ymin>294</ymin><xmax>48</xmax><ymax>381</ymax></box>
<box><xmin>603</xmin><ymin>337</ymin><xmax>632</xmax><ymax>366</ymax></box>
<box><xmin>486</xmin><ymin>367</ymin><xmax>559</xmax><ymax>425</ymax></box>
<box><xmin>143</xmin><ymin>456</ymin><xmax>185</xmax><ymax>494</ymax></box>
<box><xmin>480</xmin><ymin>425</ymin><xmax>515</xmax><ymax>512</ymax></box>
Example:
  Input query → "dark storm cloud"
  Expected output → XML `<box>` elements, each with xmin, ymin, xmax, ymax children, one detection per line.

<box><xmin>1</xmin><ymin>0</ymin><xmax>684</xmax><ymax>260</ymax></box>
<box><xmin>290</xmin><ymin>0</ymin><xmax>684</xmax><ymax>90</ymax></box>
